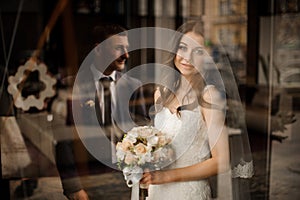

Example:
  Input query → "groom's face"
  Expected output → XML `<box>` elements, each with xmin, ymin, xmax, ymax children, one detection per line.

<box><xmin>101</xmin><ymin>35</ymin><xmax>129</xmax><ymax>75</ymax></box>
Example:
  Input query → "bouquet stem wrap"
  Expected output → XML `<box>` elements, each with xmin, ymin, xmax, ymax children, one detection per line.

<box><xmin>123</xmin><ymin>166</ymin><xmax>143</xmax><ymax>200</ymax></box>
<box><xmin>117</xmin><ymin>126</ymin><xmax>174</xmax><ymax>200</ymax></box>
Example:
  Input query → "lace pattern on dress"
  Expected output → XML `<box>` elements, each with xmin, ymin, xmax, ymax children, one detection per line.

<box><xmin>148</xmin><ymin>106</ymin><xmax>212</xmax><ymax>200</ymax></box>
<box><xmin>231</xmin><ymin>160</ymin><xmax>254</xmax><ymax>178</ymax></box>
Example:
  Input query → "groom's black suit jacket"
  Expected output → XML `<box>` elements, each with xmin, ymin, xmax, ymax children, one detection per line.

<box><xmin>72</xmin><ymin>67</ymin><xmax>147</xmax><ymax>127</ymax></box>
<box><xmin>55</xmin><ymin>66</ymin><xmax>149</xmax><ymax>195</ymax></box>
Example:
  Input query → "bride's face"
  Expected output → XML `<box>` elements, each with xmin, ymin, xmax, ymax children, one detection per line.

<box><xmin>174</xmin><ymin>31</ymin><xmax>205</xmax><ymax>79</ymax></box>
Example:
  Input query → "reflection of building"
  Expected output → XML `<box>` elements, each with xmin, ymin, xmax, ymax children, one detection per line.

<box><xmin>203</xmin><ymin>0</ymin><xmax>247</xmax><ymax>62</ymax></box>
<box><xmin>274</xmin><ymin>14</ymin><xmax>300</xmax><ymax>87</ymax></box>
<box><xmin>202</xmin><ymin>0</ymin><xmax>247</xmax><ymax>84</ymax></box>
<box><xmin>153</xmin><ymin>0</ymin><xmax>247</xmax><ymax>63</ymax></box>
<box><xmin>259</xmin><ymin>14</ymin><xmax>300</xmax><ymax>87</ymax></box>
<box><xmin>141</xmin><ymin>0</ymin><xmax>248</xmax><ymax>86</ymax></box>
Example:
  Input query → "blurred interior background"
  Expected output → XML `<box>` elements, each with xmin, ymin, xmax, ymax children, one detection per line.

<box><xmin>0</xmin><ymin>0</ymin><xmax>299</xmax><ymax>199</ymax></box>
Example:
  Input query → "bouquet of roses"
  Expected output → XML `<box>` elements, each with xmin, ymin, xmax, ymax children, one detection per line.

<box><xmin>116</xmin><ymin>126</ymin><xmax>174</xmax><ymax>199</ymax></box>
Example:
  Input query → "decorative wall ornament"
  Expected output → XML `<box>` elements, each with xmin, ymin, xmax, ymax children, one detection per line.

<box><xmin>7</xmin><ymin>60</ymin><xmax>56</xmax><ymax>111</ymax></box>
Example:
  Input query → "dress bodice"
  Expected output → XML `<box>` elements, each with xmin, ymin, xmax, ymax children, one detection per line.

<box><xmin>147</xmin><ymin>106</ymin><xmax>212</xmax><ymax>200</ymax></box>
<box><xmin>154</xmin><ymin>106</ymin><xmax>211</xmax><ymax>168</ymax></box>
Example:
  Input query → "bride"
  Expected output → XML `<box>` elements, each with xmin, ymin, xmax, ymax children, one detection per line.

<box><xmin>140</xmin><ymin>21</ymin><xmax>253</xmax><ymax>199</ymax></box>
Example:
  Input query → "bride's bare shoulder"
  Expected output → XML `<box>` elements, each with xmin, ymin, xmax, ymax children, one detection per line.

<box><xmin>202</xmin><ymin>85</ymin><xmax>225</xmax><ymax>107</ymax></box>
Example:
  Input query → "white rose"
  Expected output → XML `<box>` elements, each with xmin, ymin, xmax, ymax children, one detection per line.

<box><xmin>138</xmin><ymin>151</ymin><xmax>152</xmax><ymax>165</ymax></box>
<box><xmin>127</xmin><ymin>127</ymin><xmax>140</xmax><ymax>137</ymax></box>
<box><xmin>139</xmin><ymin>126</ymin><xmax>155</xmax><ymax>138</ymax></box>
<box><xmin>152</xmin><ymin>148</ymin><xmax>164</xmax><ymax>162</ymax></box>
<box><xmin>124</xmin><ymin>135</ymin><xmax>137</xmax><ymax>144</ymax></box>
<box><xmin>116</xmin><ymin>148</ymin><xmax>126</xmax><ymax>160</ymax></box>
<box><xmin>147</xmin><ymin>135</ymin><xmax>159</xmax><ymax>146</ymax></box>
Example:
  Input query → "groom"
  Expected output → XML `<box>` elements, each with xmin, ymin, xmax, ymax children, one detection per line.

<box><xmin>55</xmin><ymin>23</ymin><xmax>149</xmax><ymax>200</ymax></box>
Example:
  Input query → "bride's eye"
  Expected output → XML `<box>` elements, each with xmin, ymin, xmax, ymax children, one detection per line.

<box><xmin>193</xmin><ymin>47</ymin><xmax>204</xmax><ymax>56</ymax></box>
<box><xmin>178</xmin><ymin>45</ymin><xmax>188</xmax><ymax>52</ymax></box>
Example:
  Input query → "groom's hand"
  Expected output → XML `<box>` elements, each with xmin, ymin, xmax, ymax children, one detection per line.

<box><xmin>67</xmin><ymin>189</ymin><xmax>89</xmax><ymax>200</ymax></box>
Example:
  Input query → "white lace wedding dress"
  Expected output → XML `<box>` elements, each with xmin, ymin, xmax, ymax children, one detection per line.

<box><xmin>147</xmin><ymin>105</ymin><xmax>212</xmax><ymax>200</ymax></box>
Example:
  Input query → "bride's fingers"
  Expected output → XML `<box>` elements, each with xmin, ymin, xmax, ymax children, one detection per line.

<box><xmin>142</xmin><ymin>172</ymin><xmax>151</xmax><ymax>180</ymax></box>
<box><xmin>141</xmin><ymin>172</ymin><xmax>153</xmax><ymax>184</ymax></box>
<box><xmin>140</xmin><ymin>175</ymin><xmax>150</xmax><ymax>184</ymax></box>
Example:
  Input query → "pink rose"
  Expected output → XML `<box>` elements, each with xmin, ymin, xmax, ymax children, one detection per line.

<box><xmin>121</xmin><ymin>140</ymin><xmax>133</xmax><ymax>151</ymax></box>
<box><xmin>124</xmin><ymin>153</ymin><xmax>137</xmax><ymax>165</ymax></box>
<box><xmin>158</xmin><ymin>136</ymin><xmax>168</xmax><ymax>146</ymax></box>
<box><xmin>134</xmin><ymin>143</ymin><xmax>148</xmax><ymax>155</ymax></box>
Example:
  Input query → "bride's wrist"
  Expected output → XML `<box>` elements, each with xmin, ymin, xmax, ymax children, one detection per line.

<box><xmin>164</xmin><ymin>169</ymin><xmax>177</xmax><ymax>183</ymax></box>
<box><xmin>169</xmin><ymin>168</ymin><xmax>185</xmax><ymax>182</ymax></box>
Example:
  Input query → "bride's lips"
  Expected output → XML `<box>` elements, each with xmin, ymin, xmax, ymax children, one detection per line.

<box><xmin>180</xmin><ymin>62</ymin><xmax>194</xmax><ymax>69</ymax></box>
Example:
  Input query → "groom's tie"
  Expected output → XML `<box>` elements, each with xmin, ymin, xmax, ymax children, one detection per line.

<box><xmin>99</xmin><ymin>77</ymin><xmax>113</xmax><ymax>126</ymax></box>
<box><xmin>99</xmin><ymin>77</ymin><xmax>118</xmax><ymax>164</ymax></box>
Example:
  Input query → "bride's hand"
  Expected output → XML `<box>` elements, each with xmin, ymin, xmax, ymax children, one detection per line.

<box><xmin>140</xmin><ymin>170</ymin><xmax>171</xmax><ymax>185</ymax></box>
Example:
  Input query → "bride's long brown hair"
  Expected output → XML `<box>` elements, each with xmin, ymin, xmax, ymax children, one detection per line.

<box><xmin>156</xmin><ymin>20</ymin><xmax>209</xmax><ymax>113</ymax></box>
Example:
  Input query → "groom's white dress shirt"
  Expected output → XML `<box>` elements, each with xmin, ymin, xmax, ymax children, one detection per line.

<box><xmin>91</xmin><ymin>64</ymin><xmax>118</xmax><ymax>163</ymax></box>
